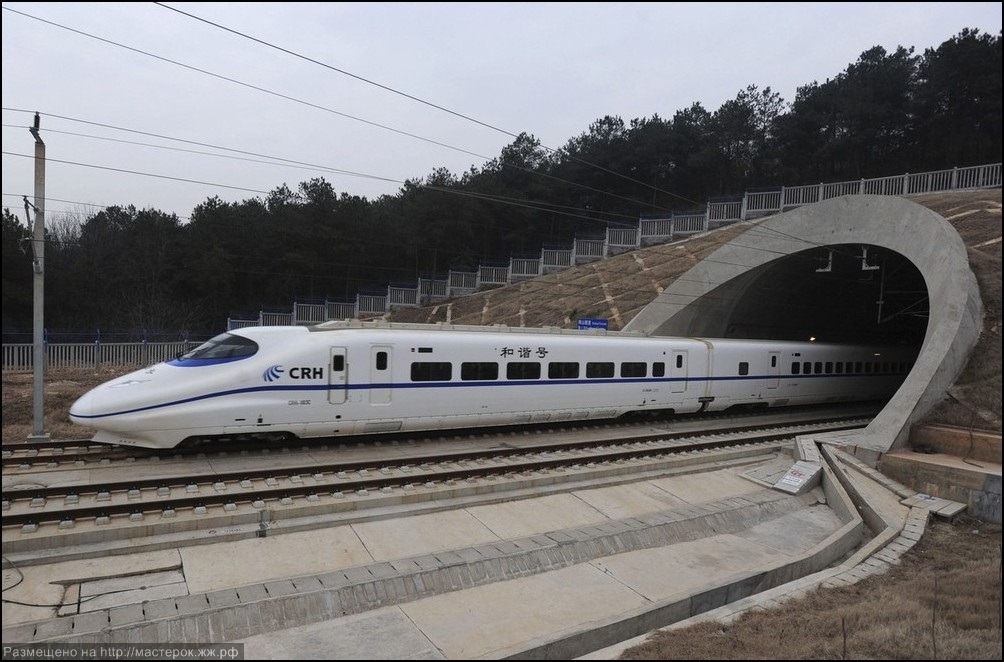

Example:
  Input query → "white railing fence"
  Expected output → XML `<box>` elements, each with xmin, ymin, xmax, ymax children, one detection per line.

<box><xmin>3</xmin><ymin>341</ymin><xmax>196</xmax><ymax>372</ymax></box>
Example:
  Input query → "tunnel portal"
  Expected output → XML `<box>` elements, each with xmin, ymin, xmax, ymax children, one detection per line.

<box><xmin>624</xmin><ymin>195</ymin><xmax>982</xmax><ymax>455</ymax></box>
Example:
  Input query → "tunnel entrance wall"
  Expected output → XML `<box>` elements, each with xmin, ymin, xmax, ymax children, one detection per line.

<box><xmin>624</xmin><ymin>195</ymin><xmax>983</xmax><ymax>454</ymax></box>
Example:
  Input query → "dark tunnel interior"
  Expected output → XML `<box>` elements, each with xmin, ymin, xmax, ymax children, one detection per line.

<box><xmin>722</xmin><ymin>244</ymin><xmax>929</xmax><ymax>347</ymax></box>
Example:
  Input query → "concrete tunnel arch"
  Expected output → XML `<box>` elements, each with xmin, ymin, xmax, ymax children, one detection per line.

<box><xmin>624</xmin><ymin>195</ymin><xmax>983</xmax><ymax>458</ymax></box>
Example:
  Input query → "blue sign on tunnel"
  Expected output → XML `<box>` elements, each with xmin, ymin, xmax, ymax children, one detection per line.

<box><xmin>577</xmin><ymin>318</ymin><xmax>608</xmax><ymax>330</ymax></box>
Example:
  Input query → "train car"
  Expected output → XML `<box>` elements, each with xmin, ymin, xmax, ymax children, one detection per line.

<box><xmin>69</xmin><ymin>321</ymin><xmax>917</xmax><ymax>449</ymax></box>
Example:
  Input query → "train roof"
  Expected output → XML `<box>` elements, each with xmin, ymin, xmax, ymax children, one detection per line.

<box><xmin>309</xmin><ymin>319</ymin><xmax>648</xmax><ymax>338</ymax></box>
<box><xmin>304</xmin><ymin>320</ymin><xmax>908</xmax><ymax>351</ymax></box>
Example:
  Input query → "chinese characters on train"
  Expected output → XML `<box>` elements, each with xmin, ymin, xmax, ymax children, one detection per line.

<box><xmin>499</xmin><ymin>347</ymin><xmax>549</xmax><ymax>358</ymax></box>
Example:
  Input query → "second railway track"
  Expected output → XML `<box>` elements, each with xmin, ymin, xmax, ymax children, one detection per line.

<box><xmin>2</xmin><ymin>414</ymin><xmax>869</xmax><ymax>563</ymax></box>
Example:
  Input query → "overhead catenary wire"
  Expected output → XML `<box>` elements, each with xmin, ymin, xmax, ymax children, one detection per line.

<box><xmin>154</xmin><ymin>1</ymin><xmax>700</xmax><ymax>208</ymax></box>
<box><xmin>2</xmin><ymin>151</ymin><xmax>278</xmax><ymax>197</ymax></box>
<box><xmin>0</xmin><ymin>7</ymin><xmax>676</xmax><ymax>216</ymax></box>
<box><xmin>1</xmin><ymin>111</ymin><xmax>648</xmax><ymax>226</ymax></box>
<box><xmin>1</xmin><ymin>116</ymin><xmax>400</xmax><ymax>185</ymax></box>
<box><xmin>1</xmin><ymin>108</ymin><xmax>661</xmax><ymax>226</ymax></box>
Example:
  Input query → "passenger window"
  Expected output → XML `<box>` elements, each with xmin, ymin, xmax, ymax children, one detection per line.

<box><xmin>548</xmin><ymin>362</ymin><xmax>579</xmax><ymax>379</ymax></box>
<box><xmin>620</xmin><ymin>362</ymin><xmax>647</xmax><ymax>378</ymax></box>
<box><xmin>835</xmin><ymin>362</ymin><xmax>843</xmax><ymax>374</ymax></box>
<box><xmin>376</xmin><ymin>351</ymin><xmax>388</xmax><ymax>371</ymax></box>
<box><xmin>410</xmin><ymin>362</ymin><xmax>451</xmax><ymax>381</ymax></box>
<box><xmin>507</xmin><ymin>362</ymin><xmax>541</xmax><ymax>380</ymax></box>
<box><xmin>461</xmin><ymin>362</ymin><xmax>498</xmax><ymax>381</ymax></box>
<box><xmin>506</xmin><ymin>361</ymin><xmax>538</xmax><ymax>377</ymax></box>
<box><xmin>814</xmin><ymin>362</ymin><xmax>823</xmax><ymax>374</ymax></box>
<box><xmin>791</xmin><ymin>362</ymin><xmax>800</xmax><ymax>375</ymax></box>
<box><xmin>803</xmin><ymin>361</ymin><xmax>811</xmax><ymax>374</ymax></box>
<box><xmin>586</xmin><ymin>362</ymin><xmax>614</xmax><ymax>378</ymax></box>
<box><xmin>652</xmin><ymin>362</ymin><xmax>665</xmax><ymax>377</ymax></box>
<box><xmin>738</xmin><ymin>362</ymin><xmax>749</xmax><ymax>376</ymax></box>
<box><xmin>855</xmin><ymin>362</ymin><xmax>863</xmax><ymax>373</ymax></box>
<box><xmin>825</xmin><ymin>362</ymin><xmax>833</xmax><ymax>374</ymax></box>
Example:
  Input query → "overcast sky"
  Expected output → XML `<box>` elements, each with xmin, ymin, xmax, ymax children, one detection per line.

<box><xmin>2</xmin><ymin>2</ymin><xmax>1001</xmax><ymax>224</ymax></box>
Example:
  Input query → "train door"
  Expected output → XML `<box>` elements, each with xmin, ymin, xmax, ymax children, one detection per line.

<box><xmin>670</xmin><ymin>350</ymin><xmax>688</xmax><ymax>393</ymax></box>
<box><xmin>370</xmin><ymin>345</ymin><xmax>392</xmax><ymax>405</ymax></box>
<box><xmin>767</xmin><ymin>351</ymin><xmax>781</xmax><ymax>389</ymax></box>
<box><xmin>328</xmin><ymin>347</ymin><xmax>347</xmax><ymax>404</ymax></box>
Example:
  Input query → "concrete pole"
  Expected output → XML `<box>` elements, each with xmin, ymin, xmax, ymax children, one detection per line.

<box><xmin>29</xmin><ymin>113</ymin><xmax>48</xmax><ymax>440</ymax></box>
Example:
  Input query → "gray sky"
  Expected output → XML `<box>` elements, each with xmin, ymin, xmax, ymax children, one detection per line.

<box><xmin>2</xmin><ymin>2</ymin><xmax>1001</xmax><ymax>224</ymax></box>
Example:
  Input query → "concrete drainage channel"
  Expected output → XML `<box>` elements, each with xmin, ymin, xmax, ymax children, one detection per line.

<box><xmin>4</xmin><ymin>435</ymin><xmax>961</xmax><ymax>657</ymax></box>
<box><xmin>7</xmin><ymin>487</ymin><xmax>825</xmax><ymax>647</ymax></box>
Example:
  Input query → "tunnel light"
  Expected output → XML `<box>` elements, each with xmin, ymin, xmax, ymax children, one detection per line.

<box><xmin>809</xmin><ymin>336</ymin><xmax>816</xmax><ymax>342</ymax></box>
<box><xmin>815</xmin><ymin>250</ymin><xmax>833</xmax><ymax>273</ymax></box>
<box><xmin>860</xmin><ymin>246</ymin><xmax>880</xmax><ymax>271</ymax></box>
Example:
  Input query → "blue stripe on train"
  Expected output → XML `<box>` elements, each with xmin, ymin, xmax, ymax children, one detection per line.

<box><xmin>74</xmin><ymin>372</ymin><xmax>905</xmax><ymax>420</ymax></box>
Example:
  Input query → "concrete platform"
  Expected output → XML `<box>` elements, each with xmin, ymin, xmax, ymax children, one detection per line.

<box><xmin>880</xmin><ymin>446</ymin><xmax>1001</xmax><ymax>524</ymax></box>
<box><xmin>2</xmin><ymin>447</ymin><xmax>965</xmax><ymax>659</ymax></box>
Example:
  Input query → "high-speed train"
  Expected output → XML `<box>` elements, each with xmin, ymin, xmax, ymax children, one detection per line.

<box><xmin>69</xmin><ymin>320</ymin><xmax>917</xmax><ymax>449</ymax></box>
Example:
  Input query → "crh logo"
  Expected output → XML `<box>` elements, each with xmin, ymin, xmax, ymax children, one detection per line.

<box><xmin>263</xmin><ymin>365</ymin><xmax>324</xmax><ymax>381</ymax></box>
<box><xmin>289</xmin><ymin>367</ymin><xmax>325</xmax><ymax>379</ymax></box>
<box><xmin>263</xmin><ymin>365</ymin><xmax>285</xmax><ymax>382</ymax></box>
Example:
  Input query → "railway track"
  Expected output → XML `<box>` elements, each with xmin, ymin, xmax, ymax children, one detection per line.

<box><xmin>2</xmin><ymin>415</ymin><xmax>869</xmax><ymax>559</ymax></box>
<box><xmin>0</xmin><ymin>402</ymin><xmax>881</xmax><ymax>469</ymax></box>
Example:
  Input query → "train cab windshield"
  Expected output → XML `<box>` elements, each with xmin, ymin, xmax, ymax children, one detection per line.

<box><xmin>171</xmin><ymin>333</ymin><xmax>259</xmax><ymax>365</ymax></box>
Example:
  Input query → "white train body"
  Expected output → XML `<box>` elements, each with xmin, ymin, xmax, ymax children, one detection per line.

<box><xmin>69</xmin><ymin>321</ymin><xmax>917</xmax><ymax>449</ymax></box>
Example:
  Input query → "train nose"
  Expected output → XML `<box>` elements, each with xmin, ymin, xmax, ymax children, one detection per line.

<box><xmin>69</xmin><ymin>390</ymin><xmax>95</xmax><ymax>424</ymax></box>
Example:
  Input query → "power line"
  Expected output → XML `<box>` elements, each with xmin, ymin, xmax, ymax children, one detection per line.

<box><xmin>1</xmin><ymin>7</ymin><xmax>672</xmax><ymax>214</ymax></box>
<box><xmin>1</xmin><ymin>120</ymin><xmax>403</xmax><ymax>184</ymax></box>
<box><xmin>1</xmin><ymin>128</ymin><xmax>876</xmax><ymax>267</ymax></box>
<box><xmin>154</xmin><ymin>2</ymin><xmax>522</xmax><ymax>141</ymax></box>
<box><xmin>1</xmin><ymin>144</ymin><xmax>871</xmax><ymax>269</ymax></box>
<box><xmin>1</xmin><ymin>192</ymin><xmax>192</xmax><ymax>221</ymax></box>
<box><xmin>421</xmin><ymin>186</ymin><xmax>642</xmax><ymax>225</ymax></box>
<box><xmin>2</xmin><ymin>151</ymin><xmax>276</xmax><ymax>196</ymax></box>
<box><xmin>0</xmin><ymin>7</ymin><xmax>486</xmax><ymax>160</ymax></box>
<box><xmin>2</xmin><ymin>111</ymin><xmax>643</xmax><ymax>226</ymax></box>
<box><xmin>154</xmin><ymin>2</ymin><xmax>700</xmax><ymax>207</ymax></box>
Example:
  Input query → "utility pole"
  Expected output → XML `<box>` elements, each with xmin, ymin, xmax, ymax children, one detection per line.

<box><xmin>28</xmin><ymin>112</ymin><xmax>48</xmax><ymax>440</ymax></box>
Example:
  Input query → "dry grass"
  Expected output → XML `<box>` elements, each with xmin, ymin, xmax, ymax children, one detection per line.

<box><xmin>1</xmin><ymin>366</ymin><xmax>122</xmax><ymax>441</ymax></box>
<box><xmin>620</xmin><ymin>517</ymin><xmax>1002</xmax><ymax>660</ymax></box>
<box><xmin>916</xmin><ymin>191</ymin><xmax>1002</xmax><ymax>433</ymax></box>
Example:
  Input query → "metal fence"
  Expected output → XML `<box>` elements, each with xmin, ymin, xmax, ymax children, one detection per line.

<box><xmin>3</xmin><ymin>341</ymin><xmax>196</xmax><ymax>372</ymax></box>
